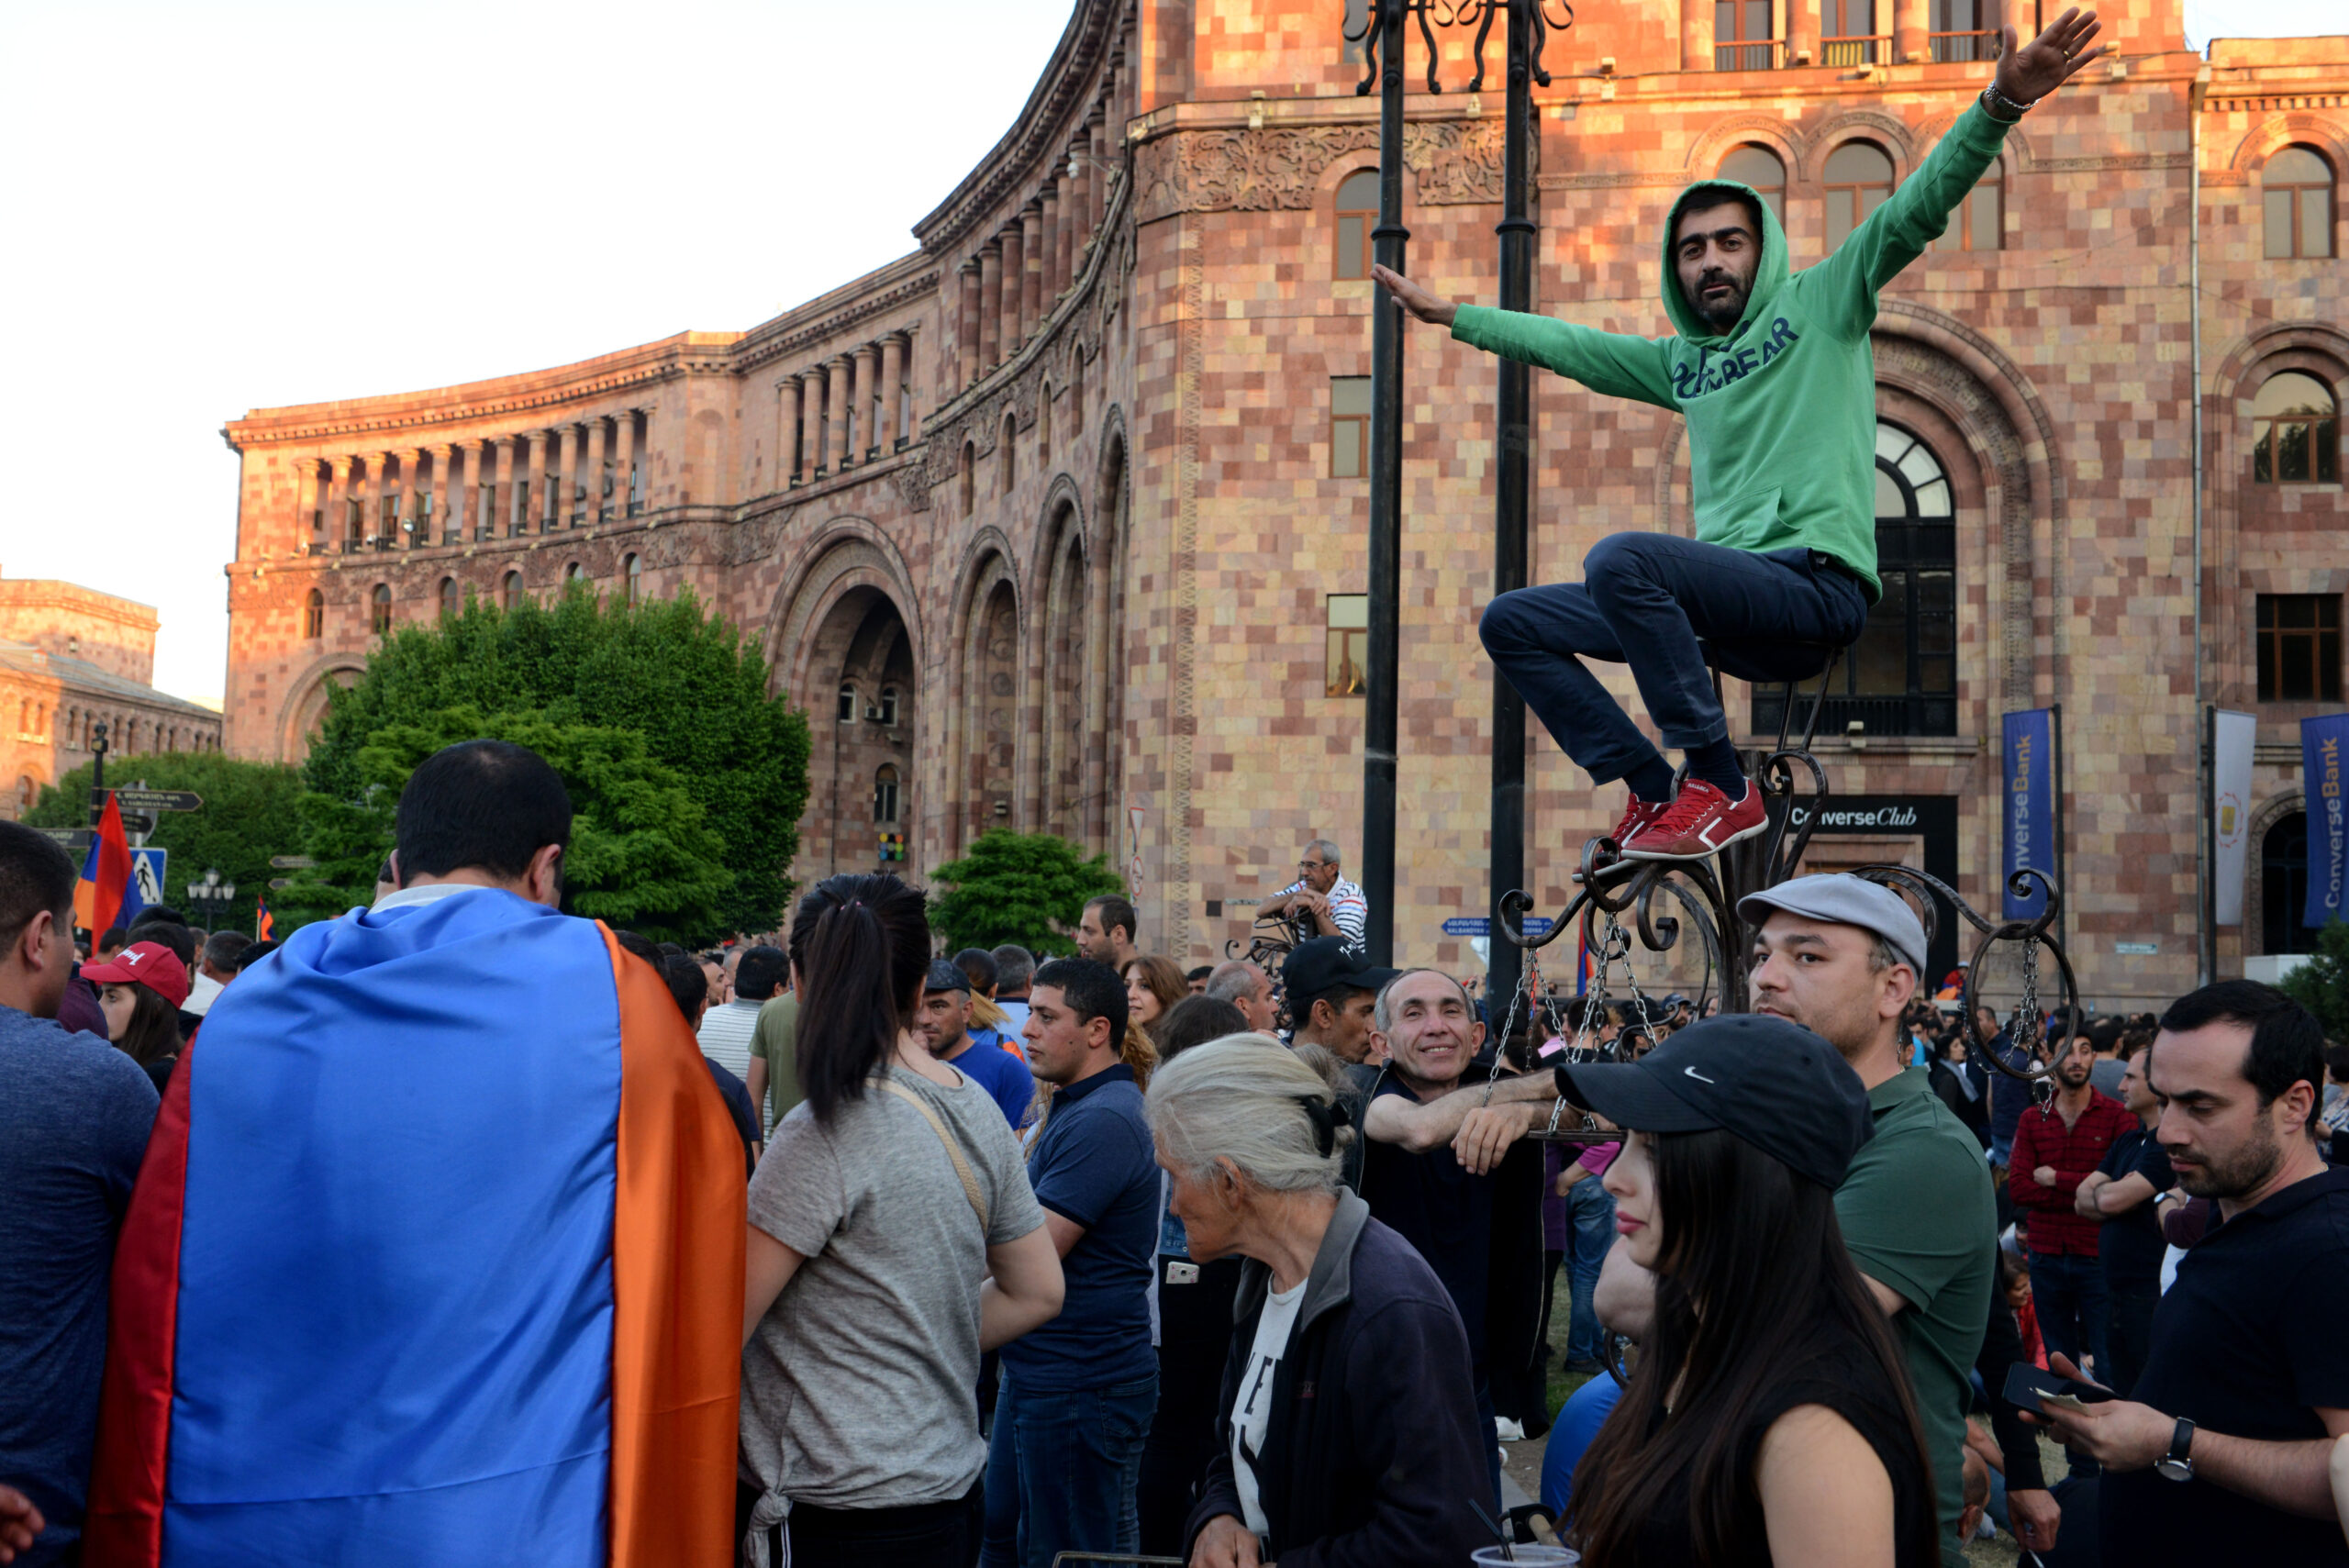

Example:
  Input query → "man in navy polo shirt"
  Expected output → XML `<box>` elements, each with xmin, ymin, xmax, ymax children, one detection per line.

<box><xmin>982</xmin><ymin>958</ymin><xmax>1157</xmax><ymax>1568</ymax></box>
<box><xmin>2041</xmin><ymin>982</ymin><xmax>2349</xmax><ymax>1566</ymax></box>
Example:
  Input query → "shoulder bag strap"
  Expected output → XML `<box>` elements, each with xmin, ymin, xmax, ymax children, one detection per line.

<box><xmin>878</xmin><ymin>1077</ymin><xmax>990</xmax><ymax>1231</ymax></box>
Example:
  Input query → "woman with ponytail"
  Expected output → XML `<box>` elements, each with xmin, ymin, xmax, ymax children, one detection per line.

<box><xmin>740</xmin><ymin>873</ymin><xmax>1065</xmax><ymax>1568</ymax></box>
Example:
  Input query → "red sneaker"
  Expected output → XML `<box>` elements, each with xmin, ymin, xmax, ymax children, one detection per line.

<box><xmin>1608</xmin><ymin>792</ymin><xmax>1669</xmax><ymax>849</ymax></box>
<box><xmin>1622</xmin><ymin>777</ymin><xmax>1766</xmax><ymax>862</ymax></box>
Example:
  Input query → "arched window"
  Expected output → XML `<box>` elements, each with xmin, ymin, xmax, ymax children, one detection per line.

<box><xmin>1756</xmin><ymin>421</ymin><xmax>1955</xmax><ymax>738</ymax></box>
<box><xmin>2264</xmin><ymin>146</ymin><xmax>2336</xmax><ymax>260</ymax></box>
<box><xmin>304</xmin><ymin>587</ymin><xmax>324</xmax><ymax>639</ymax></box>
<box><xmin>439</xmin><ymin>576</ymin><xmax>460</xmax><ymax>619</ymax></box>
<box><xmin>961</xmin><ymin>441</ymin><xmax>976</xmax><ymax>515</ymax></box>
<box><xmin>1334</xmin><ymin>168</ymin><xmax>1379</xmax><ymax>280</ymax></box>
<box><xmin>838</xmin><ymin>684</ymin><xmax>858</xmax><ymax>724</ymax></box>
<box><xmin>1070</xmin><ymin>357</ymin><xmax>1085</xmax><ymax>435</ymax></box>
<box><xmin>1930</xmin><ymin>158</ymin><xmax>2002</xmax><ymax>252</ymax></box>
<box><xmin>2252</xmin><ymin>370</ymin><xmax>2339</xmax><ymax>484</ymax></box>
<box><xmin>2261</xmin><ymin>812</ymin><xmax>2317</xmax><ymax>954</ymax></box>
<box><xmin>500</xmin><ymin>570</ymin><xmax>523</xmax><ymax>610</ymax></box>
<box><xmin>623</xmin><ymin>552</ymin><xmax>642</xmax><ymax>606</ymax></box>
<box><xmin>564</xmin><ymin>561</ymin><xmax>584</xmax><ymax>583</ymax></box>
<box><xmin>877</xmin><ymin>684</ymin><xmax>900</xmax><ymax>727</ymax></box>
<box><xmin>1000</xmin><ymin>413</ymin><xmax>1018</xmax><ymax>494</ymax></box>
<box><xmin>874</xmin><ymin>764</ymin><xmax>901</xmax><ymax>824</ymax></box>
<box><xmin>371</xmin><ymin>583</ymin><xmax>393</xmax><ymax>636</ymax></box>
<box><xmin>1718</xmin><ymin>144</ymin><xmax>1787</xmax><ymax>224</ymax></box>
<box><xmin>1822</xmin><ymin>141</ymin><xmax>1896</xmax><ymax>248</ymax></box>
<box><xmin>1038</xmin><ymin>383</ymin><xmax>1052</xmax><ymax>465</ymax></box>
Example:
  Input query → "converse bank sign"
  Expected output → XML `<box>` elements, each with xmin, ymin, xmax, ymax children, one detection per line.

<box><xmin>2001</xmin><ymin>710</ymin><xmax>2056</xmax><ymax>920</ymax></box>
<box><xmin>2304</xmin><ymin>715</ymin><xmax>2349</xmax><ymax>929</ymax></box>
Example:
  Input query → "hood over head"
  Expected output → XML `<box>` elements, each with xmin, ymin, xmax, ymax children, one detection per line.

<box><xmin>1661</xmin><ymin>179</ymin><xmax>1791</xmax><ymax>344</ymax></box>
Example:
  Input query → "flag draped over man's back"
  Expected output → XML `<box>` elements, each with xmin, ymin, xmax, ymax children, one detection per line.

<box><xmin>84</xmin><ymin>886</ymin><xmax>745</xmax><ymax>1567</ymax></box>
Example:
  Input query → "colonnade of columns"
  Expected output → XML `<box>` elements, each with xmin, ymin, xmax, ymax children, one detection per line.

<box><xmin>39</xmin><ymin>704</ymin><xmax>220</xmax><ymax>756</ymax></box>
<box><xmin>297</xmin><ymin>410</ymin><xmax>649</xmax><ymax>553</ymax></box>
<box><xmin>953</xmin><ymin>102</ymin><xmax>1114</xmax><ymax>393</ymax></box>
<box><xmin>774</xmin><ymin>328</ymin><xmax>919</xmax><ymax>489</ymax></box>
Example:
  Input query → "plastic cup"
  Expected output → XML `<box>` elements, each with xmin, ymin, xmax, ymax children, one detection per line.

<box><xmin>1472</xmin><ymin>1548</ymin><xmax>1579</xmax><ymax>1567</ymax></box>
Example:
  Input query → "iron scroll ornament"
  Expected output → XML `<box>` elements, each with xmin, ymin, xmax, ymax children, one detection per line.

<box><xmin>1345</xmin><ymin>0</ymin><xmax>1576</xmax><ymax>97</ymax></box>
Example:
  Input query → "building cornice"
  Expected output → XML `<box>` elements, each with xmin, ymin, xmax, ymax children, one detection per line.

<box><xmin>912</xmin><ymin>0</ymin><xmax>1125</xmax><ymax>255</ymax></box>
<box><xmin>734</xmin><ymin>256</ymin><xmax>940</xmax><ymax>376</ymax></box>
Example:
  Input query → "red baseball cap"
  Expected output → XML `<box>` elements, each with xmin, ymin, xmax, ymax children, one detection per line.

<box><xmin>82</xmin><ymin>940</ymin><xmax>192</xmax><ymax>1009</ymax></box>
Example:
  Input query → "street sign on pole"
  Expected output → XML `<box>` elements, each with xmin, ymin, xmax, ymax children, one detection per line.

<box><xmin>129</xmin><ymin>849</ymin><xmax>168</xmax><ymax>911</ymax></box>
<box><xmin>37</xmin><ymin>828</ymin><xmax>95</xmax><ymax>851</ymax></box>
<box><xmin>269</xmin><ymin>855</ymin><xmax>317</xmax><ymax>870</ymax></box>
<box><xmin>268</xmin><ymin>877</ymin><xmax>294</xmax><ymax>891</ymax></box>
<box><xmin>106</xmin><ymin>789</ymin><xmax>204</xmax><ymax>813</ymax></box>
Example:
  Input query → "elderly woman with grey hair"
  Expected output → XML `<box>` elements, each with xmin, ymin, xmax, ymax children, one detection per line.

<box><xmin>1149</xmin><ymin>1035</ymin><xmax>1486</xmax><ymax>1568</ymax></box>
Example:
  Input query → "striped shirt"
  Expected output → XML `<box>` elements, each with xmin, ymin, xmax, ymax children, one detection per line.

<box><xmin>1279</xmin><ymin>875</ymin><xmax>1369</xmax><ymax>948</ymax></box>
<box><xmin>696</xmin><ymin>998</ymin><xmax>762</xmax><ymax>1081</ymax></box>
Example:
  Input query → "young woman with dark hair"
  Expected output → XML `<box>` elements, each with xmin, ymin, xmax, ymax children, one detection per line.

<box><xmin>1558</xmin><ymin>1014</ymin><xmax>1941</xmax><ymax>1568</ymax></box>
<box><xmin>1122</xmin><ymin>954</ymin><xmax>1188</xmax><ymax>1039</ymax></box>
<box><xmin>739</xmin><ymin>873</ymin><xmax>1065</xmax><ymax>1568</ymax></box>
<box><xmin>82</xmin><ymin>940</ymin><xmax>192</xmax><ymax>1092</ymax></box>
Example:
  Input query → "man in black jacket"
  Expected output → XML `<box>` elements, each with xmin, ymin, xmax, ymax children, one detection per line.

<box><xmin>1184</xmin><ymin>1189</ymin><xmax>1486</xmax><ymax>1568</ymax></box>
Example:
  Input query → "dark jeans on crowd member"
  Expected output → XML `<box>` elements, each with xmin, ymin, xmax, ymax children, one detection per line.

<box><xmin>1564</xmin><ymin>1178</ymin><xmax>1619</xmax><ymax>1365</ymax></box>
<box><xmin>1478</xmin><ymin>534</ymin><xmax>1868</xmax><ymax>783</ymax></box>
<box><xmin>2027</xmin><ymin>1251</ymin><xmax>2110</xmax><ymax>1378</ymax></box>
<box><xmin>979</xmin><ymin>1370</ymin><xmax>1157</xmax><ymax>1568</ymax></box>
<box><xmin>2104</xmin><ymin>1283</ymin><xmax>2160</xmax><ymax>1398</ymax></box>
<box><xmin>734</xmin><ymin>1480</ymin><xmax>985</xmax><ymax>1568</ymax></box>
<box><xmin>1138</xmin><ymin>1255</ymin><xmax>1243</xmax><ymax>1556</ymax></box>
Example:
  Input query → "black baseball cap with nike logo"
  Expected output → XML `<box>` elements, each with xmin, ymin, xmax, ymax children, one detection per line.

<box><xmin>1553</xmin><ymin>1012</ymin><xmax>1874</xmax><ymax>1189</ymax></box>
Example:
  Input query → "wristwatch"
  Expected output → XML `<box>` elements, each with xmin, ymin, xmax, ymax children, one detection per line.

<box><xmin>2154</xmin><ymin>1417</ymin><xmax>2196</xmax><ymax>1482</ymax></box>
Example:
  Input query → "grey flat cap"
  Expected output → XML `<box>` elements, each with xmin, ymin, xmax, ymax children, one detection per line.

<box><xmin>1737</xmin><ymin>873</ymin><xmax>1929</xmax><ymax>978</ymax></box>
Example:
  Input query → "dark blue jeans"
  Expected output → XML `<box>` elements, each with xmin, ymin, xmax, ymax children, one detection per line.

<box><xmin>1478</xmin><ymin>534</ymin><xmax>1867</xmax><ymax>784</ymax></box>
<box><xmin>1564</xmin><ymin>1177</ymin><xmax>1619</xmax><ymax>1364</ymax></box>
<box><xmin>2028</xmin><ymin>1251</ymin><xmax>2110</xmax><ymax>1379</ymax></box>
<box><xmin>979</xmin><ymin>1370</ymin><xmax>1157</xmax><ymax>1568</ymax></box>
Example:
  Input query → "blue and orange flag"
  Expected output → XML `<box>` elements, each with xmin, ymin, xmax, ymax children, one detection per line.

<box><xmin>73</xmin><ymin>793</ymin><xmax>139</xmax><ymax>935</ymax></box>
<box><xmin>85</xmin><ymin>889</ymin><xmax>745</xmax><ymax>1566</ymax></box>
<box><xmin>252</xmin><ymin>894</ymin><xmax>273</xmax><ymax>942</ymax></box>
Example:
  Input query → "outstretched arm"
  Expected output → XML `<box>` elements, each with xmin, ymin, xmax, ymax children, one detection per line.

<box><xmin>1372</xmin><ymin>263</ymin><xmax>1681</xmax><ymax>408</ymax></box>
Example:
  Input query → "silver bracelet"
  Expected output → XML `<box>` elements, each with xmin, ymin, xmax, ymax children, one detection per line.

<box><xmin>1982</xmin><ymin>83</ymin><xmax>2033</xmax><ymax>122</ymax></box>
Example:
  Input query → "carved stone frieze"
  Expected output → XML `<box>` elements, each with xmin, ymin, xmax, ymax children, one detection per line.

<box><xmin>1134</xmin><ymin>116</ymin><xmax>1533</xmax><ymax>222</ymax></box>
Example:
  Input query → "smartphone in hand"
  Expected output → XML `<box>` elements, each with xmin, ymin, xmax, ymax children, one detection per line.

<box><xmin>2002</xmin><ymin>1362</ymin><xmax>2114</xmax><ymax>1417</ymax></box>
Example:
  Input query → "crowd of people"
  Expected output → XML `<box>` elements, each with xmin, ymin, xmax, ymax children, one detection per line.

<box><xmin>6</xmin><ymin>743</ymin><xmax>2349</xmax><ymax>1568</ymax></box>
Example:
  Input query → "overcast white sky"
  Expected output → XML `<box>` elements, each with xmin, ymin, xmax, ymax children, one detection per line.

<box><xmin>0</xmin><ymin>0</ymin><xmax>2334</xmax><ymax>706</ymax></box>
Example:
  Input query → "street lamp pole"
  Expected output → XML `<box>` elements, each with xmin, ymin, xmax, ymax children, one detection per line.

<box><xmin>1359</xmin><ymin>0</ymin><xmax>1410</xmax><ymax>965</ymax></box>
<box><xmin>1488</xmin><ymin>0</ymin><xmax>1538</xmax><ymax>1024</ymax></box>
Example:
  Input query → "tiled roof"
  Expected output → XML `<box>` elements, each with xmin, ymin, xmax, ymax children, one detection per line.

<box><xmin>0</xmin><ymin>640</ymin><xmax>221</xmax><ymax>718</ymax></box>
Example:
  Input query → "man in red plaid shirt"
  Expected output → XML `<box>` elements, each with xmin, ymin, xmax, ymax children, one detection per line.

<box><xmin>2009</xmin><ymin>1031</ymin><xmax>2135</xmax><ymax>1382</ymax></box>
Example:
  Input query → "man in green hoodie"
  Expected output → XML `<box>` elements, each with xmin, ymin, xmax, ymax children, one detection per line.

<box><xmin>1375</xmin><ymin>9</ymin><xmax>2107</xmax><ymax>865</ymax></box>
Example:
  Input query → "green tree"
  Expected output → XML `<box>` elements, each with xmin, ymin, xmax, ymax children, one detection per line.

<box><xmin>297</xmin><ymin>584</ymin><xmax>809</xmax><ymax>937</ymax></box>
<box><xmin>28</xmin><ymin>751</ymin><xmax>306</xmax><ymax>933</ymax></box>
<box><xmin>274</xmin><ymin>705</ymin><xmax>732</xmax><ymax>941</ymax></box>
<box><xmin>928</xmin><ymin>829</ymin><xmax>1126</xmax><ymax>956</ymax></box>
<box><xmin>2281</xmin><ymin>918</ymin><xmax>2349</xmax><ymax>1041</ymax></box>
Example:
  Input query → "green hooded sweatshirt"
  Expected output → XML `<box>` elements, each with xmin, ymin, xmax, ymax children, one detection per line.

<box><xmin>1451</xmin><ymin>98</ymin><xmax>2014</xmax><ymax>605</ymax></box>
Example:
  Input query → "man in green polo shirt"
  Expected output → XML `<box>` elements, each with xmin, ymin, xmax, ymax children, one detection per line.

<box><xmin>1738</xmin><ymin>874</ymin><xmax>2004</xmax><ymax>1568</ymax></box>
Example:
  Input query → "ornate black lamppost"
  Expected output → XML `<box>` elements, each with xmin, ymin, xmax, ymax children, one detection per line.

<box><xmin>186</xmin><ymin>867</ymin><xmax>240</xmax><ymax>929</ymax></box>
<box><xmin>1342</xmin><ymin>0</ymin><xmax>1569</xmax><ymax>977</ymax></box>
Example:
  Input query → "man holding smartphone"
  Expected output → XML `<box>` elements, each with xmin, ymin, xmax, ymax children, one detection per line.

<box><xmin>2039</xmin><ymin>983</ymin><xmax>2349</xmax><ymax>1566</ymax></box>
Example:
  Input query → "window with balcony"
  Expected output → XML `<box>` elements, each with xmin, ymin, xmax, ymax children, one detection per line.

<box><xmin>1718</xmin><ymin>145</ymin><xmax>1787</xmax><ymax>225</ymax></box>
<box><xmin>1335</xmin><ymin>169</ymin><xmax>1379</xmax><ymax>280</ymax></box>
<box><xmin>371</xmin><ymin>583</ymin><xmax>393</xmax><ymax>636</ymax></box>
<box><xmin>1929</xmin><ymin>0</ymin><xmax>1998</xmax><ymax>61</ymax></box>
<box><xmin>1930</xmin><ymin>160</ymin><xmax>2002</xmax><ymax>251</ymax></box>
<box><xmin>1753</xmin><ymin>421</ymin><xmax>1956</xmax><ymax>739</ymax></box>
<box><xmin>1823</xmin><ymin>141</ymin><xmax>1896</xmax><ymax>249</ymax></box>
<box><xmin>2257</xmin><ymin>595</ymin><xmax>2342</xmax><ymax>703</ymax></box>
<box><xmin>1714</xmin><ymin>0</ymin><xmax>1778</xmax><ymax>70</ymax></box>
<box><xmin>304</xmin><ymin>588</ymin><xmax>323</xmax><ymax>639</ymax></box>
<box><xmin>1821</xmin><ymin>0</ymin><xmax>1882</xmax><ymax>64</ymax></box>
<box><xmin>2253</xmin><ymin>371</ymin><xmax>2339</xmax><ymax>484</ymax></box>
<box><xmin>1330</xmin><ymin>377</ymin><xmax>1372</xmax><ymax>478</ymax></box>
<box><xmin>2264</xmin><ymin>146</ymin><xmax>2336</xmax><ymax>261</ymax></box>
<box><xmin>874</xmin><ymin>764</ymin><xmax>901</xmax><ymax>824</ymax></box>
<box><xmin>1326</xmin><ymin>594</ymin><xmax>1369</xmax><ymax>696</ymax></box>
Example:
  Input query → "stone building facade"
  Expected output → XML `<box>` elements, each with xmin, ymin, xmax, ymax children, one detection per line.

<box><xmin>219</xmin><ymin>0</ymin><xmax>2343</xmax><ymax>1005</ymax></box>
<box><xmin>1</xmin><ymin>575</ymin><xmax>225</xmax><ymax>819</ymax></box>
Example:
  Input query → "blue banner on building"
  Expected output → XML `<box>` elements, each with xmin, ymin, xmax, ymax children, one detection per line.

<box><xmin>2002</xmin><ymin>709</ymin><xmax>2054</xmax><ymax>920</ymax></box>
<box><xmin>2302</xmin><ymin>714</ymin><xmax>2349</xmax><ymax>929</ymax></box>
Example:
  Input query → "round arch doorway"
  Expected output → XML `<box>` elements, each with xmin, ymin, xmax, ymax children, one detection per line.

<box><xmin>805</xmin><ymin>587</ymin><xmax>916</xmax><ymax>880</ymax></box>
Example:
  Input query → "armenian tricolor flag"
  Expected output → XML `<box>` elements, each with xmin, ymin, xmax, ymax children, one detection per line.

<box><xmin>85</xmin><ymin>888</ymin><xmax>744</xmax><ymax>1566</ymax></box>
<box><xmin>253</xmin><ymin>895</ymin><xmax>273</xmax><ymax>942</ymax></box>
<box><xmin>73</xmin><ymin>793</ymin><xmax>139</xmax><ymax>935</ymax></box>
